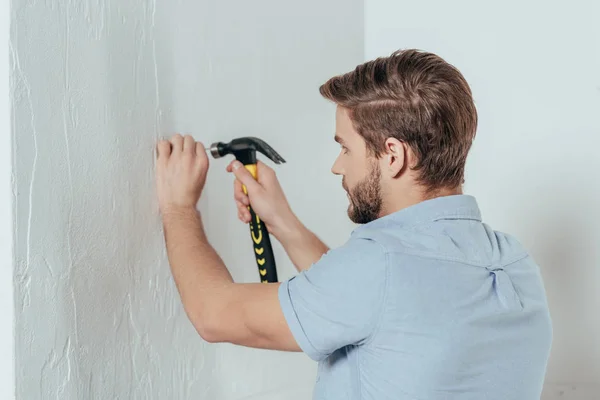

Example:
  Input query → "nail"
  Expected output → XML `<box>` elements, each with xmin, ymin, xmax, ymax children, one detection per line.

<box><xmin>232</xmin><ymin>161</ymin><xmax>242</xmax><ymax>170</ymax></box>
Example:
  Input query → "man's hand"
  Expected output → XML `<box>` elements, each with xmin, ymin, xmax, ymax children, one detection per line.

<box><xmin>156</xmin><ymin>134</ymin><xmax>208</xmax><ymax>215</ymax></box>
<box><xmin>227</xmin><ymin>159</ymin><xmax>330</xmax><ymax>272</ymax></box>
<box><xmin>227</xmin><ymin>160</ymin><xmax>297</xmax><ymax>240</ymax></box>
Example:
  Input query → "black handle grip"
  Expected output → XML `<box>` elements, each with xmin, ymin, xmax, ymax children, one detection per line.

<box><xmin>248</xmin><ymin>205</ymin><xmax>278</xmax><ymax>283</ymax></box>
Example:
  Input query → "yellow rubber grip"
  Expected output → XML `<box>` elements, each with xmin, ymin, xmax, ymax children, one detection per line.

<box><xmin>242</xmin><ymin>164</ymin><xmax>258</xmax><ymax>195</ymax></box>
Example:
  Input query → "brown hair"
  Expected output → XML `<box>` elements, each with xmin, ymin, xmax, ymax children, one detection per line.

<box><xmin>320</xmin><ymin>49</ymin><xmax>477</xmax><ymax>193</ymax></box>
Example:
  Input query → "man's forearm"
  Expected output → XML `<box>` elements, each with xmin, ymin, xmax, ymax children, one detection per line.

<box><xmin>162</xmin><ymin>207</ymin><xmax>233</xmax><ymax>335</ymax></box>
<box><xmin>274</xmin><ymin>215</ymin><xmax>329</xmax><ymax>272</ymax></box>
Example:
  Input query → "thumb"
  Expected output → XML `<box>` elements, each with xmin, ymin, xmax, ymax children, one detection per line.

<box><xmin>231</xmin><ymin>161</ymin><xmax>261</xmax><ymax>192</ymax></box>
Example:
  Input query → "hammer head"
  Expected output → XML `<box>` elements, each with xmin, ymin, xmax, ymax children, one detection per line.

<box><xmin>209</xmin><ymin>137</ymin><xmax>286</xmax><ymax>165</ymax></box>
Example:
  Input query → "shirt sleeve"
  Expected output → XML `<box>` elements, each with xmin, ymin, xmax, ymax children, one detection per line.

<box><xmin>278</xmin><ymin>237</ymin><xmax>388</xmax><ymax>361</ymax></box>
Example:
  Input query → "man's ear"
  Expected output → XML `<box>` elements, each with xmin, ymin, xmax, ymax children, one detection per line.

<box><xmin>383</xmin><ymin>138</ymin><xmax>406</xmax><ymax>178</ymax></box>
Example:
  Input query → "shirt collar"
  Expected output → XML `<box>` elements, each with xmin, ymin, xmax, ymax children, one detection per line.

<box><xmin>352</xmin><ymin>194</ymin><xmax>482</xmax><ymax>234</ymax></box>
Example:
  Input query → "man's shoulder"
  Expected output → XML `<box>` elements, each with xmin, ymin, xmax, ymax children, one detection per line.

<box><xmin>350</xmin><ymin>219</ymin><xmax>531</xmax><ymax>267</ymax></box>
<box><xmin>325</xmin><ymin>235</ymin><xmax>388</xmax><ymax>263</ymax></box>
<box><xmin>308</xmin><ymin>235</ymin><xmax>388</xmax><ymax>279</ymax></box>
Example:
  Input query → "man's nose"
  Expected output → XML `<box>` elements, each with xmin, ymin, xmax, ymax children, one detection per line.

<box><xmin>331</xmin><ymin>156</ymin><xmax>343</xmax><ymax>176</ymax></box>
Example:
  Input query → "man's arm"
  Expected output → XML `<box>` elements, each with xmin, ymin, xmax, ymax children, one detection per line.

<box><xmin>275</xmin><ymin>214</ymin><xmax>330</xmax><ymax>272</ymax></box>
<box><xmin>162</xmin><ymin>204</ymin><xmax>388</xmax><ymax>360</ymax></box>
<box><xmin>155</xmin><ymin>134</ymin><xmax>300</xmax><ymax>350</ymax></box>
<box><xmin>162</xmin><ymin>205</ymin><xmax>301</xmax><ymax>351</ymax></box>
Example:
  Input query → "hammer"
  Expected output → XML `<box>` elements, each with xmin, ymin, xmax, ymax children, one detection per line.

<box><xmin>209</xmin><ymin>137</ymin><xmax>286</xmax><ymax>283</ymax></box>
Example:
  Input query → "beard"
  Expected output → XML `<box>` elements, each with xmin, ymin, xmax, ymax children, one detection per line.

<box><xmin>343</xmin><ymin>161</ymin><xmax>383</xmax><ymax>224</ymax></box>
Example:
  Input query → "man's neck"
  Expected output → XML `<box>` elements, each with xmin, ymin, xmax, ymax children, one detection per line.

<box><xmin>380</xmin><ymin>185</ymin><xmax>463</xmax><ymax>218</ymax></box>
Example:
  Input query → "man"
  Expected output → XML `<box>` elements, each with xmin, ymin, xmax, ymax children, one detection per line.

<box><xmin>155</xmin><ymin>49</ymin><xmax>552</xmax><ymax>399</ymax></box>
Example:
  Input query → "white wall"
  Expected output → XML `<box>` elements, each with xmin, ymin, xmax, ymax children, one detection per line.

<box><xmin>2</xmin><ymin>0</ymin><xmax>15</xmax><ymax>399</ymax></box>
<box><xmin>366</xmin><ymin>0</ymin><xmax>600</xmax><ymax>398</ymax></box>
<box><xmin>11</xmin><ymin>0</ymin><xmax>361</xmax><ymax>399</ymax></box>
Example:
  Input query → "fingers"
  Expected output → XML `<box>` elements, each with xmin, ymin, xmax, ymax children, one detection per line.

<box><xmin>229</xmin><ymin>163</ymin><xmax>251</xmax><ymax>223</ymax></box>
<box><xmin>256</xmin><ymin>160</ymin><xmax>276</xmax><ymax>184</ymax></box>
<box><xmin>233</xmin><ymin>178</ymin><xmax>249</xmax><ymax>206</ymax></box>
<box><xmin>161</xmin><ymin>134</ymin><xmax>207</xmax><ymax>158</ymax></box>
<box><xmin>195</xmin><ymin>142</ymin><xmax>204</xmax><ymax>156</ymax></box>
<box><xmin>158</xmin><ymin>134</ymin><xmax>209</xmax><ymax>176</ymax></box>
<box><xmin>194</xmin><ymin>140</ymin><xmax>209</xmax><ymax>171</ymax></box>
<box><xmin>236</xmin><ymin>200</ymin><xmax>251</xmax><ymax>223</ymax></box>
<box><xmin>157</xmin><ymin>139</ymin><xmax>171</xmax><ymax>162</ymax></box>
<box><xmin>183</xmin><ymin>135</ymin><xmax>196</xmax><ymax>154</ymax></box>
<box><xmin>170</xmin><ymin>134</ymin><xmax>184</xmax><ymax>154</ymax></box>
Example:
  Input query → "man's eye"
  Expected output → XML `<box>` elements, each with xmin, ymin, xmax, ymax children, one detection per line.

<box><xmin>342</xmin><ymin>147</ymin><xmax>349</xmax><ymax>154</ymax></box>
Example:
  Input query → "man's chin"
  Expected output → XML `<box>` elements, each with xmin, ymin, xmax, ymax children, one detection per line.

<box><xmin>347</xmin><ymin>206</ymin><xmax>360</xmax><ymax>224</ymax></box>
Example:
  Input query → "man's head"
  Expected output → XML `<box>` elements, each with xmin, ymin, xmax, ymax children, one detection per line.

<box><xmin>320</xmin><ymin>49</ymin><xmax>478</xmax><ymax>224</ymax></box>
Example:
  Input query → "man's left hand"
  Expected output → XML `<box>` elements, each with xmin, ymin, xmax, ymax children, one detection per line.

<box><xmin>156</xmin><ymin>134</ymin><xmax>209</xmax><ymax>216</ymax></box>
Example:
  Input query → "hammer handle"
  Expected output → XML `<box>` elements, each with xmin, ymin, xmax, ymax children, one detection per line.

<box><xmin>242</xmin><ymin>164</ymin><xmax>278</xmax><ymax>283</ymax></box>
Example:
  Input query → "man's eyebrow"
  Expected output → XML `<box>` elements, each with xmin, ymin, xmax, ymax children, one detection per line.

<box><xmin>334</xmin><ymin>135</ymin><xmax>345</xmax><ymax>145</ymax></box>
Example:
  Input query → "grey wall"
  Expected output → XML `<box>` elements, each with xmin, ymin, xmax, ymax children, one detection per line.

<box><xmin>365</xmin><ymin>0</ymin><xmax>600</xmax><ymax>399</ymax></box>
<box><xmin>11</xmin><ymin>0</ymin><xmax>362</xmax><ymax>398</ymax></box>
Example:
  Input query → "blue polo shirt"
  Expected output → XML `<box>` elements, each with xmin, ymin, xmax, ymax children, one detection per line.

<box><xmin>278</xmin><ymin>195</ymin><xmax>552</xmax><ymax>399</ymax></box>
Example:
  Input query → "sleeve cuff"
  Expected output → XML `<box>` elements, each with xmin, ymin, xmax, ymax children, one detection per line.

<box><xmin>278</xmin><ymin>278</ymin><xmax>326</xmax><ymax>361</ymax></box>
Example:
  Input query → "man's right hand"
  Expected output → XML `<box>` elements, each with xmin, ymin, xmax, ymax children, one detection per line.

<box><xmin>227</xmin><ymin>159</ymin><xmax>330</xmax><ymax>272</ymax></box>
<box><xmin>227</xmin><ymin>160</ymin><xmax>297</xmax><ymax>241</ymax></box>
